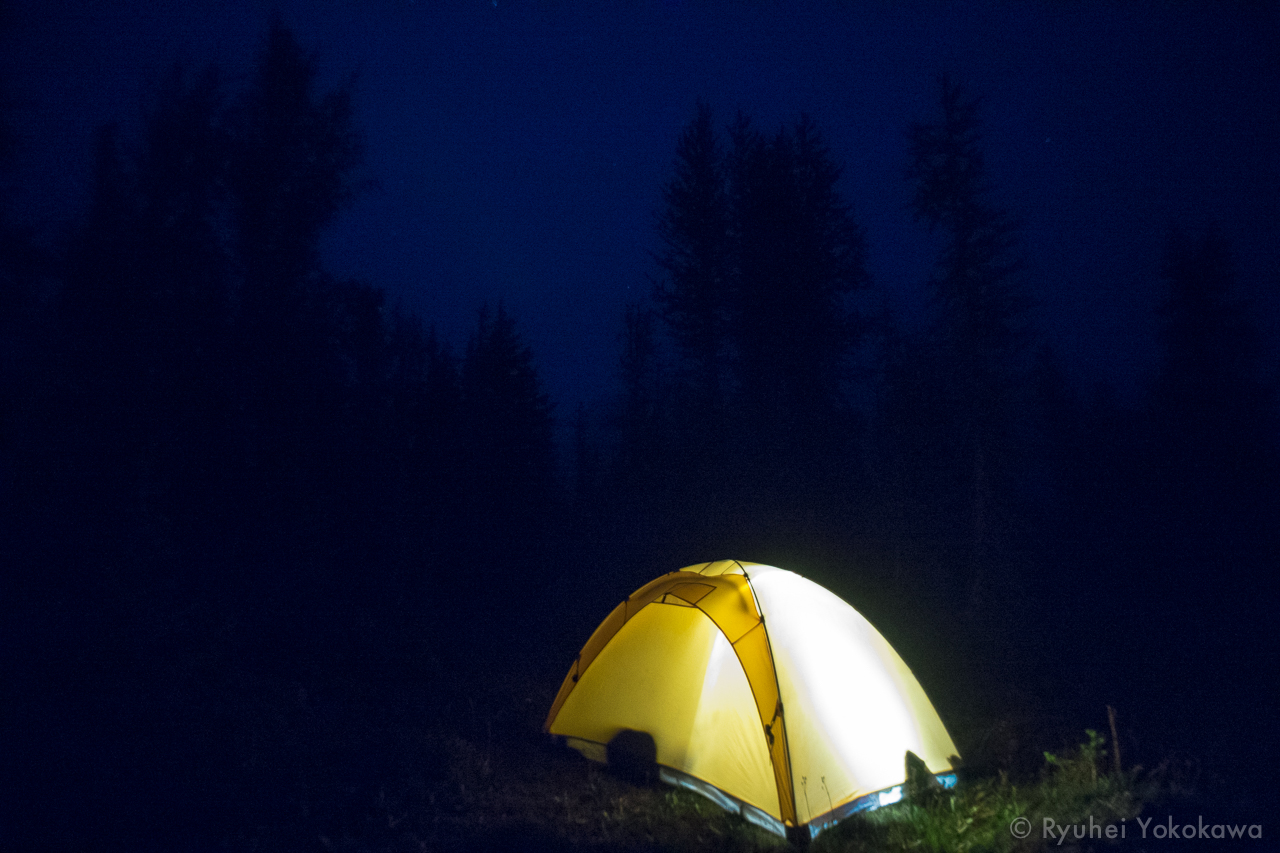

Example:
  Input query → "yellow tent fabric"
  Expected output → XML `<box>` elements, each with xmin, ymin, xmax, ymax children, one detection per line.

<box><xmin>544</xmin><ymin>560</ymin><xmax>959</xmax><ymax>840</ymax></box>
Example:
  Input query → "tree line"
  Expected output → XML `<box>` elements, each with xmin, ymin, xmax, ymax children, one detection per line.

<box><xmin>592</xmin><ymin>80</ymin><xmax>1277</xmax><ymax>629</ymax></box>
<box><xmin>1</xmin><ymin>26</ymin><xmax>1274</xmax><ymax>627</ymax></box>
<box><xmin>1</xmin><ymin>24</ymin><xmax>557</xmax><ymax>612</ymax></box>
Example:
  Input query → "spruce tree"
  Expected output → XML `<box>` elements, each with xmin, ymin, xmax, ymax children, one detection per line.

<box><xmin>643</xmin><ymin>105</ymin><xmax>870</xmax><ymax>533</ymax></box>
<box><xmin>460</xmin><ymin>303</ymin><xmax>556</xmax><ymax>535</ymax></box>
<box><xmin>905</xmin><ymin>75</ymin><xmax>1029</xmax><ymax>608</ymax></box>
<box><xmin>1150</xmin><ymin>225</ymin><xmax>1277</xmax><ymax>533</ymax></box>
<box><xmin>727</xmin><ymin>113</ymin><xmax>868</xmax><ymax>493</ymax></box>
<box><xmin>228</xmin><ymin>21</ymin><xmax>363</xmax><ymax>522</ymax></box>
<box><xmin>133</xmin><ymin>65</ymin><xmax>237</xmax><ymax>522</ymax></box>
<box><xmin>654</xmin><ymin>101</ymin><xmax>731</xmax><ymax>417</ymax></box>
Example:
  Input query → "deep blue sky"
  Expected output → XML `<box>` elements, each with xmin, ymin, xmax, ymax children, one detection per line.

<box><xmin>4</xmin><ymin>0</ymin><xmax>1277</xmax><ymax>410</ymax></box>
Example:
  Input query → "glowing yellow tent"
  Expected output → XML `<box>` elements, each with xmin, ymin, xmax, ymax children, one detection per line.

<box><xmin>544</xmin><ymin>560</ymin><xmax>959</xmax><ymax>841</ymax></box>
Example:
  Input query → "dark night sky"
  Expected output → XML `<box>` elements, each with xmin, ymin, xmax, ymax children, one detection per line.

<box><xmin>4</xmin><ymin>0</ymin><xmax>1277</xmax><ymax>411</ymax></box>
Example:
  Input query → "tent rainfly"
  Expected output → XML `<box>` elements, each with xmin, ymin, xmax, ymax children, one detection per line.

<box><xmin>544</xmin><ymin>561</ymin><xmax>960</xmax><ymax>842</ymax></box>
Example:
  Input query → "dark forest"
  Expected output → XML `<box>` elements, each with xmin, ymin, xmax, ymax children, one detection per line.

<box><xmin>2</xmin><ymin>19</ymin><xmax>1275</xmax><ymax>853</ymax></box>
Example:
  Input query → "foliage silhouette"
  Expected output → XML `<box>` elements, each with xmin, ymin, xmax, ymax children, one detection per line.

<box><xmin>897</xmin><ymin>74</ymin><xmax>1031</xmax><ymax>609</ymax></box>
<box><xmin>1149</xmin><ymin>224</ymin><xmax>1277</xmax><ymax>536</ymax></box>
<box><xmin>642</xmin><ymin>104</ymin><xmax>871</xmax><ymax>548</ymax></box>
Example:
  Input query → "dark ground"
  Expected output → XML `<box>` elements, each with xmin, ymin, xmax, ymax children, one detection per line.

<box><xmin>1</xmin><ymin>536</ymin><xmax>1272</xmax><ymax>853</ymax></box>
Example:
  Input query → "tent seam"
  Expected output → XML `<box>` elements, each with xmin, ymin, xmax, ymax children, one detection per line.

<box><xmin>741</xmin><ymin>565</ymin><xmax>800</xmax><ymax>828</ymax></box>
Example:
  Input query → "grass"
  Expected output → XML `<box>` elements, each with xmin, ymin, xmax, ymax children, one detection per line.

<box><xmin>813</xmin><ymin>730</ymin><xmax>1149</xmax><ymax>853</ymax></box>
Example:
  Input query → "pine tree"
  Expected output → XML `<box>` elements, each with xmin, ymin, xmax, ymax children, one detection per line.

<box><xmin>1150</xmin><ymin>225</ymin><xmax>1277</xmax><ymax>532</ymax></box>
<box><xmin>227</xmin><ymin>21</ymin><xmax>363</xmax><ymax>522</ymax></box>
<box><xmin>905</xmin><ymin>75</ymin><xmax>1029</xmax><ymax>608</ymax></box>
<box><xmin>727</xmin><ymin>113</ymin><xmax>868</xmax><ymax>486</ymax></box>
<box><xmin>231</xmin><ymin>21</ymin><xmax>361</xmax><ymax>295</ymax></box>
<box><xmin>460</xmin><ymin>303</ymin><xmax>557</xmax><ymax>533</ymax></box>
<box><xmin>654</xmin><ymin>101</ymin><xmax>731</xmax><ymax>416</ymax></box>
<box><xmin>640</xmin><ymin>105</ymin><xmax>870</xmax><ymax>535</ymax></box>
<box><xmin>616</xmin><ymin>301</ymin><xmax>662</xmax><ymax>475</ymax></box>
<box><xmin>46</xmin><ymin>68</ymin><xmax>238</xmax><ymax>531</ymax></box>
<box><xmin>385</xmin><ymin>316</ymin><xmax>465</xmax><ymax>541</ymax></box>
<box><xmin>907</xmin><ymin>77</ymin><xmax>1025</xmax><ymax>363</ymax></box>
<box><xmin>132</xmin><ymin>64</ymin><xmax>237</xmax><ymax>522</ymax></box>
<box><xmin>54</xmin><ymin>123</ymin><xmax>147</xmax><ymax>519</ymax></box>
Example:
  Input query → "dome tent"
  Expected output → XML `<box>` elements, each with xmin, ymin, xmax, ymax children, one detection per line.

<box><xmin>544</xmin><ymin>561</ymin><xmax>960</xmax><ymax>842</ymax></box>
